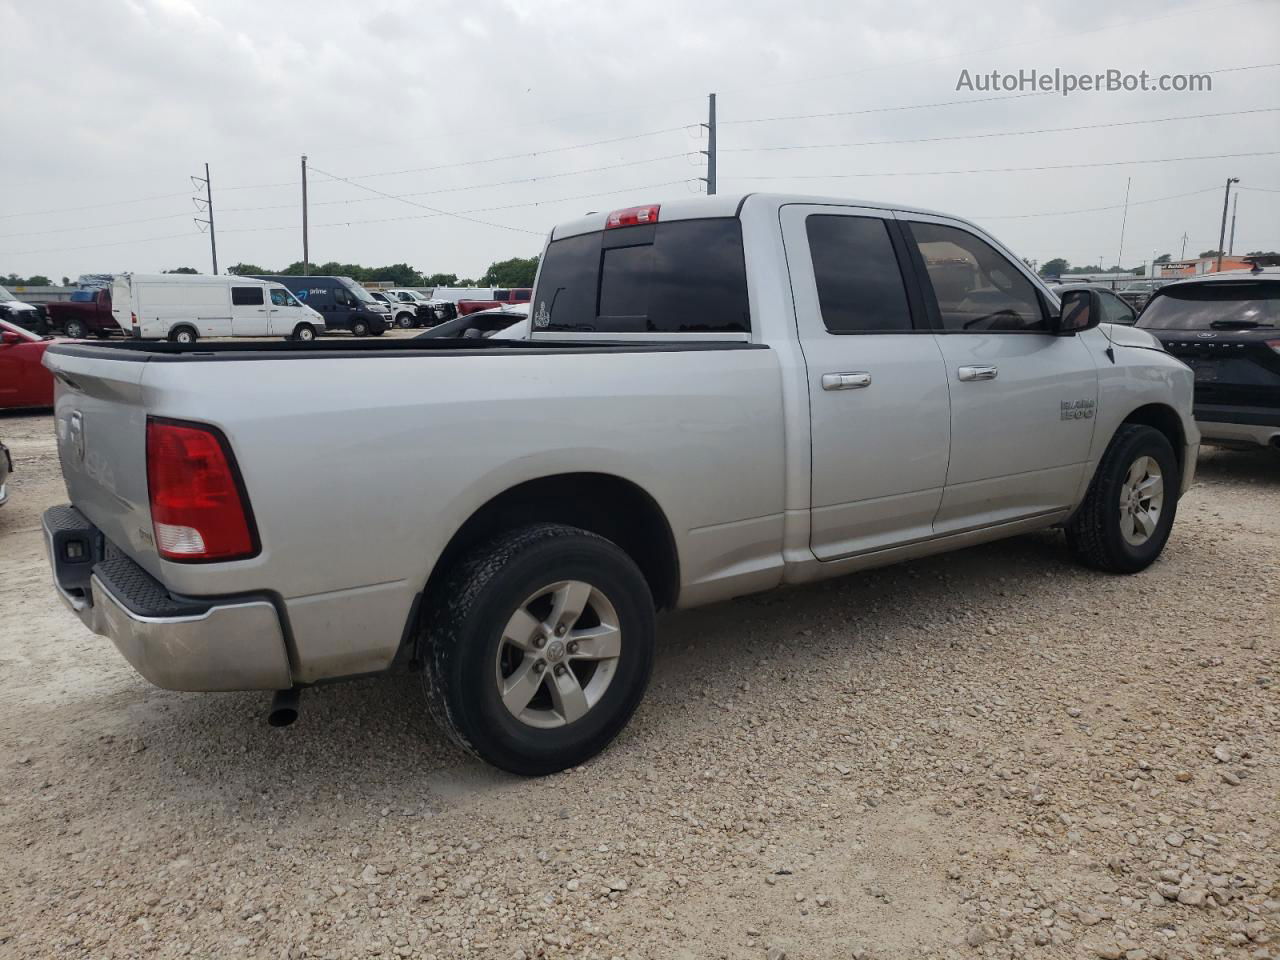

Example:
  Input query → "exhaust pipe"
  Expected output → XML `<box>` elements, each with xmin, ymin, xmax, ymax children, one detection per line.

<box><xmin>267</xmin><ymin>686</ymin><xmax>301</xmax><ymax>727</ymax></box>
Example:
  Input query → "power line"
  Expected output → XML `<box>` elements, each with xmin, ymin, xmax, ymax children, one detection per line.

<box><xmin>722</xmin><ymin>107</ymin><xmax>1280</xmax><ymax>153</ymax></box>
<box><xmin>0</xmin><ymin>231</ymin><xmax>198</xmax><ymax>258</ymax></box>
<box><xmin>220</xmin><ymin>179</ymin><xmax>701</xmax><ymax>235</ymax></box>
<box><xmin>974</xmin><ymin>186</ymin><xmax>1223</xmax><ymax>220</ymax></box>
<box><xmin>716</xmin><ymin>0</ymin><xmax>1272</xmax><ymax>98</ymax></box>
<box><xmin>306</xmin><ymin>165</ymin><xmax>543</xmax><ymax>235</ymax></box>
<box><xmin>0</xmin><ymin>210</ymin><xmax>194</xmax><ymax>241</ymax></box>
<box><xmin>218</xmin><ymin>152</ymin><xmax>695</xmax><ymax>215</ymax></box>
<box><xmin>729</xmin><ymin>149</ymin><xmax>1280</xmax><ymax>182</ymax></box>
<box><xmin>0</xmin><ymin>190</ymin><xmax>193</xmax><ymax>221</ymax></box>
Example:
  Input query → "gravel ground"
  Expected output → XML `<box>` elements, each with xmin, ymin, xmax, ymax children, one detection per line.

<box><xmin>0</xmin><ymin>408</ymin><xmax>1276</xmax><ymax>960</ymax></box>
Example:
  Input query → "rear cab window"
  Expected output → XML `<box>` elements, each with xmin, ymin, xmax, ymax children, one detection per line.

<box><xmin>532</xmin><ymin>217</ymin><xmax>750</xmax><ymax>335</ymax></box>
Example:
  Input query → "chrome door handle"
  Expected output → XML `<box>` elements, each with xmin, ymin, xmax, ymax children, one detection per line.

<box><xmin>957</xmin><ymin>365</ymin><xmax>998</xmax><ymax>382</ymax></box>
<box><xmin>821</xmin><ymin>371</ymin><xmax>872</xmax><ymax>391</ymax></box>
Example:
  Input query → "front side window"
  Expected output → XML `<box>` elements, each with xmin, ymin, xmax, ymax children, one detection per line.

<box><xmin>270</xmin><ymin>288</ymin><xmax>297</xmax><ymax>307</ymax></box>
<box><xmin>534</xmin><ymin>218</ymin><xmax>750</xmax><ymax>334</ymax></box>
<box><xmin>1098</xmin><ymin>290</ymin><xmax>1136</xmax><ymax>325</ymax></box>
<box><xmin>907</xmin><ymin>222</ymin><xmax>1047</xmax><ymax>332</ymax></box>
<box><xmin>805</xmin><ymin>215</ymin><xmax>914</xmax><ymax>333</ymax></box>
<box><xmin>231</xmin><ymin>286</ymin><xmax>264</xmax><ymax>306</ymax></box>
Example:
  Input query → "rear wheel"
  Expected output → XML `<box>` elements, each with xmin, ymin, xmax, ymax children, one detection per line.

<box><xmin>421</xmin><ymin>523</ymin><xmax>655</xmax><ymax>775</ymax></box>
<box><xmin>291</xmin><ymin>323</ymin><xmax>317</xmax><ymax>342</ymax></box>
<box><xmin>63</xmin><ymin>318</ymin><xmax>88</xmax><ymax>339</ymax></box>
<box><xmin>169</xmin><ymin>326</ymin><xmax>198</xmax><ymax>345</ymax></box>
<box><xmin>1066</xmin><ymin>424</ymin><xmax>1179</xmax><ymax>573</ymax></box>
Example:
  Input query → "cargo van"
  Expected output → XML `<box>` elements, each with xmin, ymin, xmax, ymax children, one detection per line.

<box><xmin>252</xmin><ymin>276</ymin><xmax>390</xmax><ymax>336</ymax></box>
<box><xmin>111</xmin><ymin>274</ymin><xmax>325</xmax><ymax>344</ymax></box>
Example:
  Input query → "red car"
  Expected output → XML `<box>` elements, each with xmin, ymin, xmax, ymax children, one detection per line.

<box><xmin>0</xmin><ymin>318</ymin><xmax>61</xmax><ymax>409</ymax></box>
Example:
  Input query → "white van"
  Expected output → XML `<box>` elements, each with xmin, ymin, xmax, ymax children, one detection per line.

<box><xmin>110</xmin><ymin>274</ymin><xmax>325</xmax><ymax>344</ymax></box>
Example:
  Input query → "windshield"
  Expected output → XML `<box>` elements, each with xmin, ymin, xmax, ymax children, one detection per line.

<box><xmin>70</xmin><ymin>290</ymin><xmax>95</xmax><ymax>302</ymax></box>
<box><xmin>1138</xmin><ymin>282</ymin><xmax>1280</xmax><ymax>330</ymax></box>
<box><xmin>0</xmin><ymin>317</ymin><xmax>36</xmax><ymax>340</ymax></box>
<box><xmin>0</xmin><ymin>286</ymin><xmax>14</xmax><ymax>302</ymax></box>
<box><xmin>337</xmin><ymin>277</ymin><xmax>375</xmax><ymax>303</ymax></box>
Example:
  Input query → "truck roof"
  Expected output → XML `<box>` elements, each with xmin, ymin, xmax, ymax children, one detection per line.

<box><xmin>548</xmin><ymin>192</ymin><xmax>965</xmax><ymax>240</ymax></box>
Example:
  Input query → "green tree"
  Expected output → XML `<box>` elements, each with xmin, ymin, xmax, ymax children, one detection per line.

<box><xmin>1198</xmin><ymin>249</ymin><xmax>1222</xmax><ymax>258</ymax></box>
<box><xmin>25</xmin><ymin>275</ymin><xmax>52</xmax><ymax>285</ymax></box>
<box><xmin>364</xmin><ymin>263</ymin><xmax>422</xmax><ymax>286</ymax></box>
<box><xmin>1039</xmin><ymin>257</ymin><xmax>1070</xmax><ymax>277</ymax></box>
<box><xmin>1154</xmin><ymin>253</ymin><xmax>1172</xmax><ymax>264</ymax></box>
<box><xmin>163</xmin><ymin>267</ymin><xmax>199</xmax><ymax>275</ymax></box>
<box><xmin>226</xmin><ymin>263</ymin><xmax>268</xmax><ymax>276</ymax></box>
<box><xmin>424</xmin><ymin>272</ymin><xmax>458</xmax><ymax>287</ymax></box>
<box><xmin>481</xmin><ymin>256</ymin><xmax>539</xmax><ymax>287</ymax></box>
<box><xmin>61</xmin><ymin>276</ymin><xmax>71</xmax><ymax>286</ymax></box>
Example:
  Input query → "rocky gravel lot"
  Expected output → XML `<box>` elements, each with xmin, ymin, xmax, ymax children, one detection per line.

<box><xmin>0</xmin><ymin>408</ymin><xmax>1276</xmax><ymax>960</ymax></box>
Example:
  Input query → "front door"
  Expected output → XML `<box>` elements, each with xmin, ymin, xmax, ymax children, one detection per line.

<box><xmin>901</xmin><ymin>217</ymin><xmax>1099</xmax><ymax>534</ymax></box>
<box><xmin>230</xmin><ymin>285</ymin><xmax>270</xmax><ymax>337</ymax></box>
<box><xmin>781</xmin><ymin>204</ymin><xmax>952</xmax><ymax>560</ymax></box>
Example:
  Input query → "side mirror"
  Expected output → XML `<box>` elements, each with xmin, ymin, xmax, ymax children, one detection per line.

<box><xmin>1055</xmin><ymin>289</ymin><xmax>1100</xmax><ymax>335</ymax></box>
<box><xmin>1</xmin><ymin>330</ymin><xmax>22</xmax><ymax>345</ymax></box>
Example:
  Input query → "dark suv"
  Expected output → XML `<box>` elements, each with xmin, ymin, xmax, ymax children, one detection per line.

<box><xmin>1137</xmin><ymin>268</ymin><xmax>1280</xmax><ymax>450</ymax></box>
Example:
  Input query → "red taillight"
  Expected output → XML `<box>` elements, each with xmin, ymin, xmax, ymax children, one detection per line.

<box><xmin>1267</xmin><ymin>339</ymin><xmax>1280</xmax><ymax>356</ymax></box>
<box><xmin>605</xmin><ymin>204</ymin><xmax>660</xmax><ymax>229</ymax></box>
<box><xmin>146</xmin><ymin>419</ymin><xmax>257</xmax><ymax>562</ymax></box>
<box><xmin>131</xmin><ymin>312</ymin><xmax>138</xmax><ymax>327</ymax></box>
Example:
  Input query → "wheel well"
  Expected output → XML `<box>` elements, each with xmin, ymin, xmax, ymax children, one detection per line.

<box><xmin>427</xmin><ymin>473</ymin><xmax>680</xmax><ymax>611</ymax></box>
<box><xmin>1121</xmin><ymin>403</ymin><xmax>1187</xmax><ymax>475</ymax></box>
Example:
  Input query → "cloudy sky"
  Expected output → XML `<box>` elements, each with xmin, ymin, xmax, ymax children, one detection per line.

<box><xmin>2</xmin><ymin>0</ymin><xmax>1277</xmax><ymax>281</ymax></box>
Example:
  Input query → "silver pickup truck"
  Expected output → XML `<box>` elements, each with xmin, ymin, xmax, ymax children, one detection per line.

<box><xmin>41</xmin><ymin>193</ymin><xmax>1197</xmax><ymax>774</ymax></box>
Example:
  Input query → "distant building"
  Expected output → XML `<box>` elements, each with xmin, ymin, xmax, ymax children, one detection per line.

<box><xmin>1157</xmin><ymin>256</ymin><xmax>1254</xmax><ymax>277</ymax></box>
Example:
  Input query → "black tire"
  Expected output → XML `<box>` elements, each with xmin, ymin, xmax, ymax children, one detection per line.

<box><xmin>350</xmin><ymin>319</ymin><xmax>370</xmax><ymax>337</ymax></box>
<box><xmin>1066</xmin><ymin>424</ymin><xmax>1180</xmax><ymax>573</ymax></box>
<box><xmin>420</xmin><ymin>523</ymin><xmax>655</xmax><ymax>776</ymax></box>
<box><xmin>168</xmin><ymin>326</ymin><xmax>198</xmax><ymax>345</ymax></box>
<box><xmin>291</xmin><ymin>323</ymin><xmax>316</xmax><ymax>342</ymax></box>
<box><xmin>63</xmin><ymin>319</ymin><xmax>87</xmax><ymax>339</ymax></box>
<box><xmin>397</xmin><ymin>312</ymin><xmax>415</xmax><ymax>329</ymax></box>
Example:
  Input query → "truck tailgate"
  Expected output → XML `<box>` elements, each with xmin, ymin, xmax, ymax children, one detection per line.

<box><xmin>44</xmin><ymin>349</ymin><xmax>160</xmax><ymax>576</ymax></box>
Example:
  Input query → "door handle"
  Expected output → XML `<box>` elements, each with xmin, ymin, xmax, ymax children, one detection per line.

<box><xmin>821</xmin><ymin>371</ymin><xmax>872</xmax><ymax>391</ymax></box>
<box><xmin>957</xmin><ymin>365</ymin><xmax>998</xmax><ymax>382</ymax></box>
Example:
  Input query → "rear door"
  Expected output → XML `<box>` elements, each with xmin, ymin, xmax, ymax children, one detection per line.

<box><xmin>230</xmin><ymin>284</ymin><xmax>270</xmax><ymax>337</ymax></box>
<box><xmin>902</xmin><ymin>217</ymin><xmax>1098</xmax><ymax>534</ymax></box>
<box><xmin>780</xmin><ymin>204</ymin><xmax>952</xmax><ymax>559</ymax></box>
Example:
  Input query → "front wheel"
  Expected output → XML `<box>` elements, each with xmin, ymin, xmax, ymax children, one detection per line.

<box><xmin>397</xmin><ymin>312</ymin><xmax>415</xmax><ymax>329</ymax></box>
<box><xmin>350</xmin><ymin>319</ymin><xmax>370</xmax><ymax>337</ymax></box>
<box><xmin>1066</xmin><ymin>424</ymin><xmax>1179</xmax><ymax>573</ymax></box>
<box><xmin>421</xmin><ymin>523</ymin><xmax>655</xmax><ymax>775</ymax></box>
<box><xmin>63</xmin><ymin>319</ymin><xmax>88</xmax><ymax>339</ymax></box>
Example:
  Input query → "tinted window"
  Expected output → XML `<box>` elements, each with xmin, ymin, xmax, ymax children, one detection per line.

<box><xmin>1138</xmin><ymin>282</ymin><xmax>1280</xmax><ymax>330</ymax></box>
<box><xmin>534</xmin><ymin>218</ymin><xmax>749</xmax><ymax>334</ymax></box>
<box><xmin>806</xmin><ymin>215</ymin><xmax>913</xmax><ymax>333</ymax></box>
<box><xmin>1098</xmin><ymin>290</ymin><xmax>1136</xmax><ymax>325</ymax></box>
<box><xmin>231</xmin><ymin>286</ymin><xmax>264</xmax><ymax>306</ymax></box>
<box><xmin>908</xmin><ymin>222</ymin><xmax>1046</xmax><ymax>332</ymax></box>
<box><xmin>333</xmin><ymin>286</ymin><xmax>353</xmax><ymax>306</ymax></box>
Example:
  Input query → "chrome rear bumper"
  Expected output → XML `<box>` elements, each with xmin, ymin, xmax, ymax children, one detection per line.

<box><xmin>42</xmin><ymin>505</ymin><xmax>292</xmax><ymax>692</ymax></box>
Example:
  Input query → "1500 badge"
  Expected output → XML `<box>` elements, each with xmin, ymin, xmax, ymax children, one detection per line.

<box><xmin>1060</xmin><ymin>398</ymin><xmax>1096</xmax><ymax>421</ymax></box>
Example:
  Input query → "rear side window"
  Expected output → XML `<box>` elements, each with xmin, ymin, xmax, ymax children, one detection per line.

<box><xmin>1138</xmin><ymin>282</ymin><xmax>1280</xmax><ymax>330</ymax></box>
<box><xmin>231</xmin><ymin>286</ymin><xmax>264</xmax><ymax>306</ymax></box>
<box><xmin>533</xmin><ymin>218</ymin><xmax>749</xmax><ymax>334</ymax></box>
<box><xmin>806</xmin><ymin>215</ymin><xmax>914</xmax><ymax>333</ymax></box>
<box><xmin>70</xmin><ymin>290</ymin><xmax>95</xmax><ymax>302</ymax></box>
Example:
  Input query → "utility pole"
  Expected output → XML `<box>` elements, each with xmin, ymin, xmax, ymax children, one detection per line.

<box><xmin>191</xmin><ymin>162</ymin><xmax>218</xmax><ymax>274</ymax></box>
<box><xmin>1216</xmin><ymin>177</ymin><xmax>1239</xmax><ymax>272</ymax></box>
<box><xmin>1228</xmin><ymin>193</ymin><xmax>1239</xmax><ymax>256</ymax></box>
<box><xmin>700</xmin><ymin>93</ymin><xmax>717</xmax><ymax>195</ymax></box>
<box><xmin>301</xmin><ymin>154</ymin><xmax>310</xmax><ymax>276</ymax></box>
<box><xmin>1180</xmin><ymin>232</ymin><xmax>1188</xmax><ymax>260</ymax></box>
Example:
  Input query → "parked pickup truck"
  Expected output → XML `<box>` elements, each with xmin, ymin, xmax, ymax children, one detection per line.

<box><xmin>40</xmin><ymin>194</ymin><xmax>1198</xmax><ymax>775</ymax></box>
<box><xmin>456</xmin><ymin>287</ymin><xmax>531</xmax><ymax>316</ymax></box>
<box><xmin>45</xmin><ymin>287</ymin><xmax>121</xmax><ymax>339</ymax></box>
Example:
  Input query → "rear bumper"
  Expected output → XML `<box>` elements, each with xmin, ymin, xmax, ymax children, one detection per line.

<box><xmin>1194</xmin><ymin>404</ymin><xmax>1280</xmax><ymax>448</ymax></box>
<box><xmin>42</xmin><ymin>505</ymin><xmax>292</xmax><ymax>691</ymax></box>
